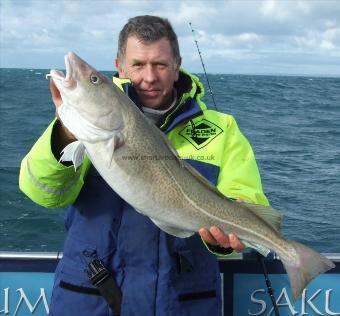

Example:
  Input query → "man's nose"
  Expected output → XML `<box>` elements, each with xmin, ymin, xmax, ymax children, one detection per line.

<box><xmin>143</xmin><ymin>65</ymin><xmax>157</xmax><ymax>83</ymax></box>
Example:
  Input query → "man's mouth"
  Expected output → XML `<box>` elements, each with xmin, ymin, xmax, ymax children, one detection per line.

<box><xmin>139</xmin><ymin>89</ymin><xmax>160</xmax><ymax>98</ymax></box>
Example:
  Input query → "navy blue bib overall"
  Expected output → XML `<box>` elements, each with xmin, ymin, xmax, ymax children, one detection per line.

<box><xmin>49</xmin><ymin>91</ymin><xmax>223</xmax><ymax>315</ymax></box>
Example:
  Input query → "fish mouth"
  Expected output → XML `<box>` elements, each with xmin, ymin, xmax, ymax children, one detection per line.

<box><xmin>47</xmin><ymin>53</ymin><xmax>75</xmax><ymax>89</ymax></box>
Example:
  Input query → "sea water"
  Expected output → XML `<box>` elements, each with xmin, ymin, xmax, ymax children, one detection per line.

<box><xmin>0</xmin><ymin>69</ymin><xmax>339</xmax><ymax>252</ymax></box>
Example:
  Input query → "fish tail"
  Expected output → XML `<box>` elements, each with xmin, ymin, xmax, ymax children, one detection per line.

<box><xmin>282</xmin><ymin>241</ymin><xmax>335</xmax><ymax>301</ymax></box>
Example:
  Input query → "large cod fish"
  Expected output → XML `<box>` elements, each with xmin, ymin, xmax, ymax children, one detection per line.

<box><xmin>49</xmin><ymin>52</ymin><xmax>334</xmax><ymax>301</ymax></box>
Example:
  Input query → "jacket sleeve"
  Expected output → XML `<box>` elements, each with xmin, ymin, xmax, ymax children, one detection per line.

<box><xmin>19</xmin><ymin>77</ymin><xmax>128</xmax><ymax>208</ymax></box>
<box><xmin>19</xmin><ymin>119</ymin><xmax>91</xmax><ymax>208</ymax></box>
<box><xmin>203</xmin><ymin>114</ymin><xmax>269</xmax><ymax>257</ymax></box>
<box><xmin>217</xmin><ymin>115</ymin><xmax>269</xmax><ymax>206</ymax></box>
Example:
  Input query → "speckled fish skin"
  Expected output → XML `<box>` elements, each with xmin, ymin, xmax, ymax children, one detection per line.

<box><xmin>50</xmin><ymin>52</ymin><xmax>335</xmax><ymax>301</ymax></box>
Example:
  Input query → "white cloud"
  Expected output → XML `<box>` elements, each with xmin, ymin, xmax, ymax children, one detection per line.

<box><xmin>166</xmin><ymin>2</ymin><xmax>219</xmax><ymax>27</ymax></box>
<box><xmin>293</xmin><ymin>27</ymin><xmax>340</xmax><ymax>51</ymax></box>
<box><xmin>260</xmin><ymin>0</ymin><xmax>311</xmax><ymax>22</ymax></box>
<box><xmin>0</xmin><ymin>0</ymin><xmax>339</xmax><ymax>75</ymax></box>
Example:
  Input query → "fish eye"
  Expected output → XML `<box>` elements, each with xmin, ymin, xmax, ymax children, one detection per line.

<box><xmin>90</xmin><ymin>74</ymin><xmax>101</xmax><ymax>85</ymax></box>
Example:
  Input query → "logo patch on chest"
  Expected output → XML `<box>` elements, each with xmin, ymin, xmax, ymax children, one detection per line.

<box><xmin>179</xmin><ymin>119</ymin><xmax>223</xmax><ymax>150</ymax></box>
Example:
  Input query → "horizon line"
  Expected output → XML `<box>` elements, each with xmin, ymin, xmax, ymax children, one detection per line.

<box><xmin>0</xmin><ymin>67</ymin><xmax>339</xmax><ymax>78</ymax></box>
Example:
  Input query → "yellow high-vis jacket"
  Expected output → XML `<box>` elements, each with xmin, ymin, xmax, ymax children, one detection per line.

<box><xmin>19</xmin><ymin>69</ymin><xmax>269</xmax><ymax>315</ymax></box>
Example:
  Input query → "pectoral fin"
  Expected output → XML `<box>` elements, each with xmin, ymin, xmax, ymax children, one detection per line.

<box><xmin>59</xmin><ymin>141</ymin><xmax>86</xmax><ymax>171</ymax></box>
<box><xmin>103</xmin><ymin>132</ymin><xmax>124</xmax><ymax>168</ymax></box>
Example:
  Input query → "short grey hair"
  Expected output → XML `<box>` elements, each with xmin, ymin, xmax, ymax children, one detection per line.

<box><xmin>118</xmin><ymin>15</ymin><xmax>181</xmax><ymax>63</ymax></box>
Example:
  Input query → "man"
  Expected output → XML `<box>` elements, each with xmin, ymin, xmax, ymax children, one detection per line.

<box><xmin>19</xmin><ymin>15</ymin><xmax>269</xmax><ymax>315</ymax></box>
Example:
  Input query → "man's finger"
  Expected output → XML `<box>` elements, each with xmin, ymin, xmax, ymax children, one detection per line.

<box><xmin>228</xmin><ymin>234</ymin><xmax>245</xmax><ymax>252</ymax></box>
<box><xmin>209</xmin><ymin>226</ymin><xmax>231</xmax><ymax>249</ymax></box>
<box><xmin>199</xmin><ymin>228</ymin><xmax>218</xmax><ymax>246</ymax></box>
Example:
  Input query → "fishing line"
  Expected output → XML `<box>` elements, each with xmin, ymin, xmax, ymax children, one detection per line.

<box><xmin>189</xmin><ymin>22</ymin><xmax>218</xmax><ymax>111</ymax></box>
<box><xmin>189</xmin><ymin>22</ymin><xmax>280</xmax><ymax>316</ymax></box>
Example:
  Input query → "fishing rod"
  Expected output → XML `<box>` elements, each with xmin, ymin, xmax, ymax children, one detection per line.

<box><xmin>189</xmin><ymin>22</ymin><xmax>280</xmax><ymax>316</ymax></box>
<box><xmin>258</xmin><ymin>253</ymin><xmax>281</xmax><ymax>316</ymax></box>
<box><xmin>189</xmin><ymin>22</ymin><xmax>218</xmax><ymax>111</ymax></box>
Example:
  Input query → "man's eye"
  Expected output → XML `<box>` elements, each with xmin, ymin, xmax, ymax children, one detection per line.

<box><xmin>157</xmin><ymin>63</ymin><xmax>167</xmax><ymax>69</ymax></box>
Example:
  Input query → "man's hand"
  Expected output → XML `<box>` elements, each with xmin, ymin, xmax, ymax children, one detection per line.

<box><xmin>50</xmin><ymin>78</ymin><xmax>63</xmax><ymax>109</ymax></box>
<box><xmin>49</xmin><ymin>79</ymin><xmax>76</xmax><ymax>157</ymax></box>
<box><xmin>49</xmin><ymin>79</ymin><xmax>76</xmax><ymax>144</ymax></box>
<box><xmin>199</xmin><ymin>226</ymin><xmax>245</xmax><ymax>252</ymax></box>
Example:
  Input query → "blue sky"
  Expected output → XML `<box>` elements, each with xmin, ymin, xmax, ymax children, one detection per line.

<box><xmin>1</xmin><ymin>0</ymin><xmax>339</xmax><ymax>75</ymax></box>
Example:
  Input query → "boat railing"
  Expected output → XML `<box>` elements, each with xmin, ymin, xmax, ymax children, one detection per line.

<box><xmin>1</xmin><ymin>251</ymin><xmax>340</xmax><ymax>261</ymax></box>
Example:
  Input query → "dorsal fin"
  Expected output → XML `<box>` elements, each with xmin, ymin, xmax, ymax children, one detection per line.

<box><xmin>240</xmin><ymin>202</ymin><xmax>282</xmax><ymax>232</ymax></box>
<box><xmin>157</xmin><ymin>128</ymin><xmax>226</xmax><ymax>199</ymax></box>
<box><xmin>181</xmin><ymin>159</ymin><xmax>227</xmax><ymax>199</ymax></box>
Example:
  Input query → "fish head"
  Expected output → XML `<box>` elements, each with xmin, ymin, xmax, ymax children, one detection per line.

<box><xmin>49</xmin><ymin>52</ymin><xmax>125</xmax><ymax>142</ymax></box>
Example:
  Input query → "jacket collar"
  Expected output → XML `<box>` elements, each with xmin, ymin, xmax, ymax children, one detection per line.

<box><xmin>159</xmin><ymin>69</ymin><xmax>205</xmax><ymax>133</ymax></box>
<box><xmin>113</xmin><ymin>69</ymin><xmax>206</xmax><ymax>133</ymax></box>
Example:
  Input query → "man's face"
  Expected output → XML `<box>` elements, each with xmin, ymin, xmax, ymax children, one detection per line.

<box><xmin>116</xmin><ymin>36</ymin><xmax>181</xmax><ymax>110</ymax></box>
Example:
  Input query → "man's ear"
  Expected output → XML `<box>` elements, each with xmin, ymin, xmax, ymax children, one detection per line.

<box><xmin>175</xmin><ymin>57</ymin><xmax>182</xmax><ymax>82</ymax></box>
<box><xmin>115</xmin><ymin>58</ymin><xmax>124</xmax><ymax>77</ymax></box>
